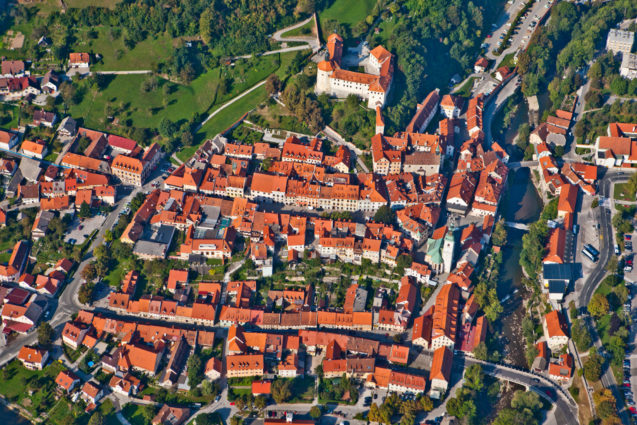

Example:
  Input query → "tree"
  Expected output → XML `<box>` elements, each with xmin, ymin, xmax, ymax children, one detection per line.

<box><xmin>88</xmin><ymin>412</ymin><xmax>104</xmax><ymax>425</ymax></box>
<box><xmin>159</xmin><ymin>118</ymin><xmax>177</xmax><ymax>138</ymax></box>
<box><xmin>420</xmin><ymin>395</ymin><xmax>433</xmax><ymax>412</ymax></box>
<box><xmin>584</xmin><ymin>350</ymin><xmax>603</xmax><ymax>382</ymax></box>
<box><xmin>81</xmin><ymin>263</ymin><xmax>97</xmax><ymax>282</ymax></box>
<box><xmin>472</xmin><ymin>342</ymin><xmax>488</xmax><ymax>361</ymax></box>
<box><xmin>196</xmin><ymin>413</ymin><xmax>216</xmax><ymax>425</ymax></box>
<box><xmin>464</xmin><ymin>364</ymin><xmax>484</xmax><ymax>392</ymax></box>
<box><xmin>265</xmin><ymin>74</ymin><xmax>282</xmax><ymax>95</ymax></box>
<box><xmin>187</xmin><ymin>352</ymin><xmax>204</xmax><ymax>388</ymax></box>
<box><xmin>588</xmin><ymin>293</ymin><xmax>610</xmax><ymax>318</ymax></box>
<box><xmin>373</xmin><ymin>205</ymin><xmax>395</xmax><ymax>225</ymax></box>
<box><xmin>255</xmin><ymin>395</ymin><xmax>267</xmax><ymax>410</ymax></box>
<box><xmin>309</xmin><ymin>405</ymin><xmax>322</xmax><ymax>419</ymax></box>
<box><xmin>492</xmin><ymin>219</ymin><xmax>508</xmax><ymax>247</ymax></box>
<box><xmin>271</xmin><ymin>379</ymin><xmax>292</xmax><ymax>403</ymax></box>
<box><xmin>229</xmin><ymin>415</ymin><xmax>243</xmax><ymax>425</ymax></box>
<box><xmin>37</xmin><ymin>321</ymin><xmax>54</xmax><ymax>348</ymax></box>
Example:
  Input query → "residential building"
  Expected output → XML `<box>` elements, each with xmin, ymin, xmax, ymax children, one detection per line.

<box><xmin>543</xmin><ymin>310</ymin><xmax>569</xmax><ymax>351</ymax></box>
<box><xmin>620</xmin><ymin>53</ymin><xmax>637</xmax><ymax>79</ymax></box>
<box><xmin>152</xmin><ymin>405</ymin><xmax>190</xmax><ymax>425</ymax></box>
<box><xmin>55</xmin><ymin>370</ymin><xmax>80</xmax><ymax>392</ymax></box>
<box><xmin>548</xmin><ymin>353</ymin><xmax>573</xmax><ymax>382</ymax></box>
<box><xmin>406</xmin><ymin>89</ymin><xmax>439</xmax><ymax>133</ymax></box>
<box><xmin>431</xmin><ymin>283</ymin><xmax>460</xmax><ymax>350</ymax></box>
<box><xmin>0</xmin><ymin>240</ymin><xmax>29</xmax><ymax>282</ymax></box>
<box><xmin>226</xmin><ymin>354</ymin><xmax>264</xmax><ymax>378</ymax></box>
<box><xmin>69</xmin><ymin>52</ymin><xmax>90</xmax><ymax>68</ymax></box>
<box><xmin>606</xmin><ymin>29</ymin><xmax>634</xmax><ymax>54</ymax></box>
<box><xmin>440</xmin><ymin>94</ymin><xmax>461</xmax><ymax>119</ymax></box>
<box><xmin>0</xmin><ymin>129</ymin><xmax>19</xmax><ymax>151</ymax></box>
<box><xmin>429</xmin><ymin>346</ymin><xmax>453</xmax><ymax>399</ymax></box>
<box><xmin>17</xmin><ymin>346</ymin><xmax>48</xmax><ymax>370</ymax></box>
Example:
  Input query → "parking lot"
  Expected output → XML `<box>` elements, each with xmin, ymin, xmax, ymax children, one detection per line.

<box><xmin>64</xmin><ymin>214</ymin><xmax>106</xmax><ymax>245</ymax></box>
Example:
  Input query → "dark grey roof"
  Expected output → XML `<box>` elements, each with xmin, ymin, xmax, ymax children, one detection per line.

<box><xmin>542</xmin><ymin>263</ymin><xmax>572</xmax><ymax>281</ymax></box>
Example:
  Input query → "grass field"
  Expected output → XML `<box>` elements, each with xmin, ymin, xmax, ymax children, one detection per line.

<box><xmin>318</xmin><ymin>0</ymin><xmax>376</xmax><ymax>31</ymax></box>
<box><xmin>0</xmin><ymin>360</ymin><xmax>66</xmax><ymax>417</ymax></box>
<box><xmin>26</xmin><ymin>0</ymin><xmax>121</xmax><ymax>14</ymax></box>
<box><xmin>455</xmin><ymin>77</ymin><xmax>477</xmax><ymax>98</ymax></box>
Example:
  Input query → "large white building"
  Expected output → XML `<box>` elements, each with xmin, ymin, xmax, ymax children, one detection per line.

<box><xmin>606</xmin><ymin>29</ymin><xmax>634</xmax><ymax>54</ymax></box>
<box><xmin>621</xmin><ymin>53</ymin><xmax>637</xmax><ymax>80</ymax></box>
<box><xmin>316</xmin><ymin>34</ymin><xmax>394</xmax><ymax>109</ymax></box>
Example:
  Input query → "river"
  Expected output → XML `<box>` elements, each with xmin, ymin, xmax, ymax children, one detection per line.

<box><xmin>493</xmin><ymin>91</ymin><xmax>547</xmax><ymax>367</ymax></box>
<box><xmin>0</xmin><ymin>403</ymin><xmax>30</xmax><ymax>424</ymax></box>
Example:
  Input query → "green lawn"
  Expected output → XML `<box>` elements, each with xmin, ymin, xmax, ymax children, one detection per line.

<box><xmin>499</xmin><ymin>52</ymin><xmax>517</xmax><ymax>70</ymax></box>
<box><xmin>614</xmin><ymin>183</ymin><xmax>635</xmax><ymax>202</ymax></box>
<box><xmin>122</xmin><ymin>403</ymin><xmax>153</xmax><ymax>425</ymax></box>
<box><xmin>290</xmin><ymin>376</ymin><xmax>316</xmax><ymax>402</ymax></box>
<box><xmin>455</xmin><ymin>77</ymin><xmax>477</xmax><ymax>98</ymax></box>
<box><xmin>83</xmin><ymin>27</ymin><xmax>176</xmax><ymax>71</ymax></box>
<box><xmin>68</xmin><ymin>69</ymin><xmax>220</xmax><ymax>131</ymax></box>
<box><xmin>318</xmin><ymin>0</ymin><xmax>376</xmax><ymax>32</ymax></box>
<box><xmin>104</xmin><ymin>262</ymin><xmax>126</xmax><ymax>287</ymax></box>
<box><xmin>182</xmin><ymin>85</ymin><xmax>268</xmax><ymax>162</ymax></box>
<box><xmin>0</xmin><ymin>104</ymin><xmax>21</xmax><ymax>129</ymax></box>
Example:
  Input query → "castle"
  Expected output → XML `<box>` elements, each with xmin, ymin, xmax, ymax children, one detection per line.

<box><xmin>315</xmin><ymin>33</ymin><xmax>394</xmax><ymax>109</ymax></box>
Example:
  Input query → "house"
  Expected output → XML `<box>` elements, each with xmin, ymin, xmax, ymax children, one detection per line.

<box><xmin>495</xmin><ymin>66</ymin><xmax>509</xmax><ymax>82</ymax></box>
<box><xmin>252</xmin><ymin>380</ymin><xmax>272</xmax><ymax>395</ymax></box>
<box><xmin>41</xmin><ymin>70</ymin><xmax>60</xmax><ymax>94</ymax></box>
<box><xmin>62</xmin><ymin>321</ymin><xmax>89</xmax><ymax>349</ymax></box>
<box><xmin>543</xmin><ymin>310</ymin><xmax>569</xmax><ymax>351</ymax></box>
<box><xmin>204</xmin><ymin>357</ymin><xmax>222</xmax><ymax>381</ymax></box>
<box><xmin>152</xmin><ymin>404</ymin><xmax>190</xmax><ymax>425</ymax></box>
<box><xmin>1</xmin><ymin>60</ymin><xmax>26</xmax><ymax>78</ymax></box>
<box><xmin>532</xmin><ymin>341</ymin><xmax>549</xmax><ymax>372</ymax></box>
<box><xmin>55</xmin><ymin>370</ymin><xmax>80</xmax><ymax>392</ymax></box>
<box><xmin>474</xmin><ymin>57</ymin><xmax>489</xmax><ymax>73</ymax></box>
<box><xmin>542</xmin><ymin>228</ymin><xmax>566</xmax><ymax>264</ymax></box>
<box><xmin>32</xmin><ymin>110</ymin><xmax>57</xmax><ymax>128</ymax></box>
<box><xmin>109</xmin><ymin>374</ymin><xmax>141</xmax><ymax>396</ymax></box>
<box><xmin>411</xmin><ymin>311</ymin><xmax>433</xmax><ymax>348</ymax></box>
<box><xmin>429</xmin><ymin>346</ymin><xmax>453</xmax><ymax>399</ymax></box>
<box><xmin>0</xmin><ymin>129</ymin><xmax>19</xmax><ymax>150</ymax></box>
<box><xmin>20</xmin><ymin>140</ymin><xmax>47</xmax><ymax>160</ymax></box>
<box><xmin>80</xmin><ymin>381</ymin><xmax>104</xmax><ymax>405</ymax></box>
<box><xmin>57</xmin><ymin>116</ymin><xmax>78</xmax><ymax>138</ymax></box>
<box><xmin>69</xmin><ymin>53</ymin><xmax>90</xmax><ymax>68</ymax></box>
<box><xmin>557</xmin><ymin>184</ymin><xmax>577</xmax><ymax>220</ymax></box>
<box><xmin>440</xmin><ymin>94</ymin><xmax>461</xmax><ymax>119</ymax></box>
<box><xmin>18</xmin><ymin>346</ymin><xmax>48</xmax><ymax>370</ymax></box>
<box><xmin>121</xmin><ymin>343</ymin><xmax>165</xmax><ymax>375</ymax></box>
<box><xmin>167</xmin><ymin>269</ymin><xmax>188</xmax><ymax>293</ymax></box>
<box><xmin>0</xmin><ymin>240</ymin><xmax>30</xmax><ymax>282</ymax></box>
<box><xmin>548</xmin><ymin>353</ymin><xmax>573</xmax><ymax>382</ymax></box>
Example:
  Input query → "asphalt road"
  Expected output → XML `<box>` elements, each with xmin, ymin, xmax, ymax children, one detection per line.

<box><xmin>576</xmin><ymin>170</ymin><xmax>632</xmax><ymax>425</ymax></box>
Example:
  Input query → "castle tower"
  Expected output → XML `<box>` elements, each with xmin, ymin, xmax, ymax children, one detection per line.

<box><xmin>375</xmin><ymin>106</ymin><xmax>385</xmax><ymax>135</ymax></box>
